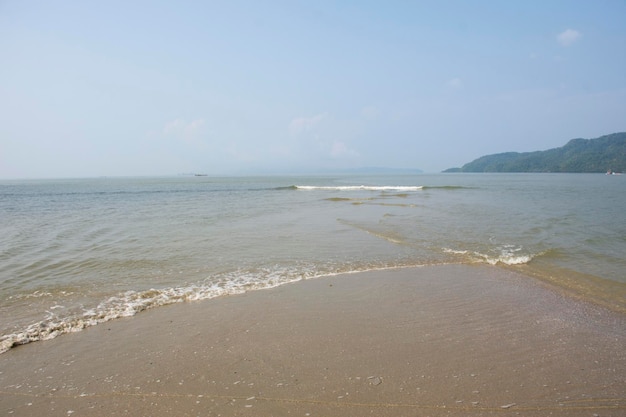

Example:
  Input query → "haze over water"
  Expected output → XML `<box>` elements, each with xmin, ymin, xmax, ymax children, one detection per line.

<box><xmin>1</xmin><ymin>173</ymin><xmax>625</xmax><ymax>353</ymax></box>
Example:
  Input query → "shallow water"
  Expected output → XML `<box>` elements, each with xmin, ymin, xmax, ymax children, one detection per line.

<box><xmin>1</xmin><ymin>173</ymin><xmax>625</xmax><ymax>352</ymax></box>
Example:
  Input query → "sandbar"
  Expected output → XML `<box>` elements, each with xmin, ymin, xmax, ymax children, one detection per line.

<box><xmin>1</xmin><ymin>265</ymin><xmax>624</xmax><ymax>416</ymax></box>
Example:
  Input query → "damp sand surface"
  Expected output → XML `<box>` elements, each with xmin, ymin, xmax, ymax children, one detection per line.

<box><xmin>1</xmin><ymin>265</ymin><xmax>624</xmax><ymax>416</ymax></box>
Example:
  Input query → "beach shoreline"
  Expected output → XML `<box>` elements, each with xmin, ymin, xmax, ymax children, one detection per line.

<box><xmin>1</xmin><ymin>264</ymin><xmax>624</xmax><ymax>416</ymax></box>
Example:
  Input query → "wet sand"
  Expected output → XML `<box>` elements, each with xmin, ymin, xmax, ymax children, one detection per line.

<box><xmin>1</xmin><ymin>265</ymin><xmax>624</xmax><ymax>416</ymax></box>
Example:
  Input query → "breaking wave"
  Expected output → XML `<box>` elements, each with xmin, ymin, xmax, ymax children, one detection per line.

<box><xmin>295</xmin><ymin>185</ymin><xmax>424</xmax><ymax>191</ymax></box>
<box><xmin>443</xmin><ymin>246</ymin><xmax>537</xmax><ymax>266</ymax></box>
<box><xmin>0</xmin><ymin>267</ymin><xmax>314</xmax><ymax>354</ymax></box>
<box><xmin>0</xmin><ymin>263</ymin><xmax>419</xmax><ymax>354</ymax></box>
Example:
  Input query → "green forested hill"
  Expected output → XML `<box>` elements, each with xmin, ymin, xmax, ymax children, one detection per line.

<box><xmin>443</xmin><ymin>132</ymin><xmax>626</xmax><ymax>173</ymax></box>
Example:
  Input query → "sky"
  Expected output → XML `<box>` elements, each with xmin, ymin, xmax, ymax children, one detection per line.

<box><xmin>1</xmin><ymin>0</ymin><xmax>625</xmax><ymax>178</ymax></box>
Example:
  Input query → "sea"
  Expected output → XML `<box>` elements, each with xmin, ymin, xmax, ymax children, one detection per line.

<box><xmin>1</xmin><ymin>173</ymin><xmax>625</xmax><ymax>353</ymax></box>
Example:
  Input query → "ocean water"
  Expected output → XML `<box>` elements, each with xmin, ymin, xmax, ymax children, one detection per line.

<box><xmin>1</xmin><ymin>173</ymin><xmax>625</xmax><ymax>352</ymax></box>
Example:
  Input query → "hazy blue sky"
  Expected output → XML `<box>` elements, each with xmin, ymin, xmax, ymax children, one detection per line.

<box><xmin>1</xmin><ymin>1</ymin><xmax>625</xmax><ymax>178</ymax></box>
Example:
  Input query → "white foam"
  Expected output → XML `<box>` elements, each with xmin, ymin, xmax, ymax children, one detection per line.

<box><xmin>0</xmin><ymin>266</ymin><xmax>335</xmax><ymax>354</ymax></box>
<box><xmin>443</xmin><ymin>246</ymin><xmax>535</xmax><ymax>266</ymax></box>
<box><xmin>295</xmin><ymin>185</ymin><xmax>423</xmax><ymax>191</ymax></box>
<box><xmin>443</xmin><ymin>248</ymin><xmax>469</xmax><ymax>255</ymax></box>
<box><xmin>482</xmin><ymin>254</ymin><xmax>533</xmax><ymax>265</ymax></box>
<box><xmin>0</xmin><ymin>249</ymin><xmax>536</xmax><ymax>355</ymax></box>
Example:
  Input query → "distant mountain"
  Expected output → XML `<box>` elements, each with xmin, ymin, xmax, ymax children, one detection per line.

<box><xmin>443</xmin><ymin>132</ymin><xmax>626</xmax><ymax>173</ymax></box>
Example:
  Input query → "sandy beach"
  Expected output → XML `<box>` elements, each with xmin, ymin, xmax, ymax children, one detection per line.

<box><xmin>1</xmin><ymin>265</ymin><xmax>624</xmax><ymax>416</ymax></box>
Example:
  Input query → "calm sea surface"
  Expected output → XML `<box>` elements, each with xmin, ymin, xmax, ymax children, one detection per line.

<box><xmin>1</xmin><ymin>173</ymin><xmax>625</xmax><ymax>352</ymax></box>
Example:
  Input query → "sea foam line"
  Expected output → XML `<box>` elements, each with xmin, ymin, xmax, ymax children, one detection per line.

<box><xmin>295</xmin><ymin>185</ymin><xmax>423</xmax><ymax>191</ymax></box>
<box><xmin>443</xmin><ymin>247</ymin><xmax>535</xmax><ymax>266</ymax></box>
<box><xmin>0</xmin><ymin>263</ymin><xmax>427</xmax><ymax>354</ymax></box>
<box><xmin>0</xmin><ymin>271</ymin><xmax>303</xmax><ymax>354</ymax></box>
